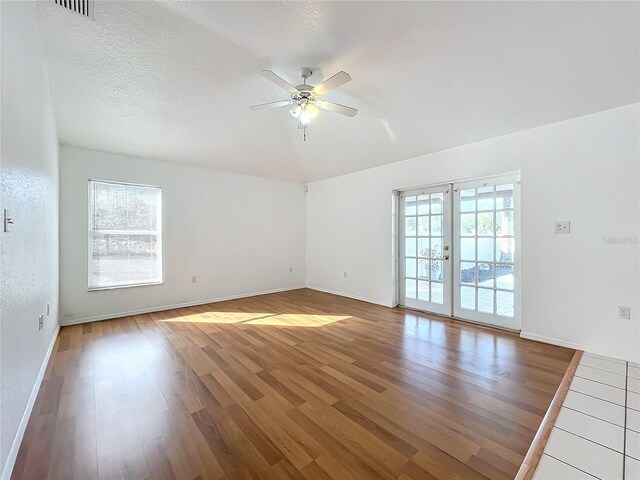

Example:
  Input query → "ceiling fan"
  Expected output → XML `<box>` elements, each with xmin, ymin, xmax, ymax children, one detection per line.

<box><xmin>249</xmin><ymin>67</ymin><xmax>358</xmax><ymax>139</ymax></box>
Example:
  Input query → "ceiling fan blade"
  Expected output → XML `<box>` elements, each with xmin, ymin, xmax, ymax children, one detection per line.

<box><xmin>249</xmin><ymin>99</ymin><xmax>292</xmax><ymax>111</ymax></box>
<box><xmin>316</xmin><ymin>100</ymin><xmax>358</xmax><ymax>117</ymax></box>
<box><xmin>260</xmin><ymin>70</ymin><xmax>299</xmax><ymax>94</ymax></box>
<box><xmin>312</xmin><ymin>71</ymin><xmax>352</xmax><ymax>95</ymax></box>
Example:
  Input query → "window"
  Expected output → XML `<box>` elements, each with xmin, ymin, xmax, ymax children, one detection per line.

<box><xmin>88</xmin><ymin>180</ymin><xmax>162</xmax><ymax>290</ymax></box>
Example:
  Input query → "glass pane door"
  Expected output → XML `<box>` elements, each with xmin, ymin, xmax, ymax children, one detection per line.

<box><xmin>453</xmin><ymin>175</ymin><xmax>520</xmax><ymax>330</ymax></box>
<box><xmin>399</xmin><ymin>185</ymin><xmax>452</xmax><ymax>316</ymax></box>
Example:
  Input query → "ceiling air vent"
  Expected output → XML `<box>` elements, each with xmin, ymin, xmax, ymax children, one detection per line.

<box><xmin>53</xmin><ymin>0</ymin><xmax>94</xmax><ymax>19</ymax></box>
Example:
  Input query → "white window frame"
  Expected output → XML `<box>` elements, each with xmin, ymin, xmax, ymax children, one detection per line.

<box><xmin>88</xmin><ymin>179</ymin><xmax>163</xmax><ymax>291</ymax></box>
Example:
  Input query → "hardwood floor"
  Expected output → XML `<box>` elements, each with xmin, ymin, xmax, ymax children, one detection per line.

<box><xmin>12</xmin><ymin>288</ymin><xmax>574</xmax><ymax>480</ymax></box>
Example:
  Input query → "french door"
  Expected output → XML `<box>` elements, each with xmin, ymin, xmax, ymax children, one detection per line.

<box><xmin>399</xmin><ymin>174</ymin><xmax>520</xmax><ymax>331</ymax></box>
<box><xmin>398</xmin><ymin>185</ymin><xmax>453</xmax><ymax>316</ymax></box>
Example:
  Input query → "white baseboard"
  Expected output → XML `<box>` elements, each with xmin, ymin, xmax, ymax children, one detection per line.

<box><xmin>521</xmin><ymin>332</ymin><xmax>640</xmax><ymax>363</ymax></box>
<box><xmin>59</xmin><ymin>286</ymin><xmax>307</xmax><ymax>326</ymax></box>
<box><xmin>1</xmin><ymin>324</ymin><xmax>60</xmax><ymax>480</ymax></box>
<box><xmin>519</xmin><ymin>331</ymin><xmax>583</xmax><ymax>351</ymax></box>
<box><xmin>305</xmin><ymin>285</ymin><xmax>394</xmax><ymax>308</ymax></box>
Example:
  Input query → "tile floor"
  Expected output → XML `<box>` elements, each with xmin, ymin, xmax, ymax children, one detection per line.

<box><xmin>534</xmin><ymin>352</ymin><xmax>640</xmax><ymax>479</ymax></box>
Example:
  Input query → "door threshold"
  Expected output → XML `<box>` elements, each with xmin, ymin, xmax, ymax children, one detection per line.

<box><xmin>396</xmin><ymin>304</ymin><xmax>521</xmax><ymax>334</ymax></box>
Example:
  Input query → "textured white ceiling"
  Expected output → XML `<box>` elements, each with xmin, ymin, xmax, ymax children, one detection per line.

<box><xmin>38</xmin><ymin>1</ymin><xmax>639</xmax><ymax>182</ymax></box>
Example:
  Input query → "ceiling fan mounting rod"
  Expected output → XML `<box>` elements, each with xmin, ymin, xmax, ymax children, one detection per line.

<box><xmin>299</xmin><ymin>67</ymin><xmax>312</xmax><ymax>84</ymax></box>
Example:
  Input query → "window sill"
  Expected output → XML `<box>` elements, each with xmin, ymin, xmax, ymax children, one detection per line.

<box><xmin>88</xmin><ymin>281</ymin><xmax>163</xmax><ymax>292</ymax></box>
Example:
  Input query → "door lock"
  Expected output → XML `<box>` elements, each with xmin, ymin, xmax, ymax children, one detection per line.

<box><xmin>444</xmin><ymin>245</ymin><xmax>449</xmax><ymax>251</ymax></box>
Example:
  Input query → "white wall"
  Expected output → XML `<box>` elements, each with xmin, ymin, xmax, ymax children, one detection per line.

<box><xmin>59</xmin><ymin>145</ymin><xmax>306</xmax><ymax>324</ymax></box>
<box><xmin>0</xmin><ymin>1</ymin><xmax>60</xmax><ymax>477</ymax></box>
<box><xmin>306</xmin><ymin>104</ymin><xmax>640</xmax><ymax>362</ymax></box>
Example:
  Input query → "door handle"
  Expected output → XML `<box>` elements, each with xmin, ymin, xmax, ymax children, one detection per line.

<box><xmin>3</xmin><ymin>209</ymin><xmax>13</xmax><ymax>233</ymax></box>
<box><xmin>443</xmin><ymin>255</ymin><xmax>450</xmax><ymax>260</ymax></box>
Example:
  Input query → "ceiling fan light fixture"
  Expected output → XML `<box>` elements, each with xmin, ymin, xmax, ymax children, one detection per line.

<box><xmin>298</xmin><ymin>112</ymin><xmax>311</xmax><ymax>127</ymax></box>
<box><xmin>298</xmin><ymin>100</ymin><xmax>319</xmax><ymax>126</ymax></box>
<box><xmin>289</xmin><ymin>104</ymin><xmax>302</xmax><ymax>119</ymax></box>
<box><xmin>304</xmin><ymin>102</ymin><xmax>319</xmax><ymax>119</ymax></box>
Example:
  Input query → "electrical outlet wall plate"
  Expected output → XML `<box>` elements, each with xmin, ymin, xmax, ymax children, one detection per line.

<box><xmin>554</xmin><ymin>221</ymin><xmax>570</xmax><ymax>234</ymax></box>
<box><xmin>619</xmin><ymin>306</ymin><xmax>631</xmax><ymax>320</ymax></box>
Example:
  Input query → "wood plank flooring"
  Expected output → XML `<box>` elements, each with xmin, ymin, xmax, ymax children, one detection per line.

<box><xmin>12</xmin><ymin>288</ymin><xmax>574</xmax><ymax>480</ymax></box>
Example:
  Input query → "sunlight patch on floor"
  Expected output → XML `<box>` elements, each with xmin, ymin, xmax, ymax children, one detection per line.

<box><xmin>245</xmin><ymin>314</ymin><xmax>350</xmax><ymax>327</ymax></box>
<box><xmin>161</xmin><ymin>312</ymin><xmax>351</xmax><ymax>327</ymax></box>
<box><xmin>160</xmin><ymin>312</ymin><xmax>273</xmax><ymax>323</ymax></box>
